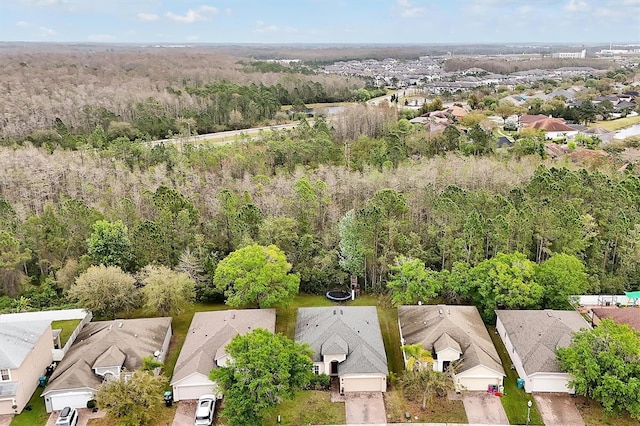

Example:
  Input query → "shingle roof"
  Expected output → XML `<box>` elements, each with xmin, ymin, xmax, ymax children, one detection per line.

<box><xmin>295</xmin><ymin>307</ymin><xmax>388</xmax><ymax>376</ymax></box>
<box><xmin>592</xmin><ymin>307</ymin><xmax>640</xmax><ymax>332</ymax></box>
<box><xmin>529</xmin><ymin>118</ymin><xmax>577</xmax><ymax>132</ymax></box>
<box><xmin>42</xmin><ymin>317</ymin><xmax>172</xmax><ymax>394</ymax></box>
<box><xmin>171</xmin><ymin>309</ymin><xmax>276</xmax><ymax>385</ymax></box>
<box><xmin>399</xmin><ymin>305</ymin><xmax>504</xmax><ymax>376</ymax></box>
<box><xmin>0</xmin><ymin>320</ymin><xmax>51</xmax><ymax>369</ymax></box>
<box><xmin>496</xmin><ymin>310</ymin><xmax>590</xmax><ymax>375</ymax></box>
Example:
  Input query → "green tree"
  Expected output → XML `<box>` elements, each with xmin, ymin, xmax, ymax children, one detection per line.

<box><xmin>402</xmin><ymin>343</ymin><xmax>435</xmax><ymax>372</ymax></box>
<box><xmin>386</xmin><ymin>257</ymin><xmax>441</xmax><ymax>306</ymax></box>
<box><xmin>139</xmin><ymin>265</ymin><xmax>195</xmax><ymax>315</ymax></box>
<box><xmin>557</xmin><ymin>319</ymin><xmax>640</xmax><ymax>419</ymax></box>
<box><xmin>210</xmin><ymin>328</ymin><xmax>313</xmax><ymax>426</ymax></box>
<box><xmin>96</xmin><ymin>370</ymin><xmax>168</xmax><ymax>426</ymax></box>
<box><xmin>87</xmin><ymin>220</ymin><xmax>132</xmax><ymax>269</ymax></box>
<box><xmin>465</xmin><ymin>252</ymin><xmax>544</xmax><ymax>320</ymax></box>
<box><xmin>0</xmin><ymin>230</ymin><xmax>31</xmax><ymax>296</ymax></box>
<box><xmin>68</xmin><ymin>265</ymin><xmax>139</xmax><ymax>318</ymax></box>
<box><xmin>536</xmin><ymin>253</ymin><xmax>588</xmax><ymax>309</ymax></box>
<box><xmin>214</xmin><ymin>244</ymin><xmax>299</xmax><ymax>308</ymax></box>
<box><xmin>338</xmin><ymin>210</ymin><xmax>365</xmax><ymax>278</ymax></box>
<box><xmin>400</xmin><ymin>368</ymin><xmax>455</xmax><ymax>411</ymax></box>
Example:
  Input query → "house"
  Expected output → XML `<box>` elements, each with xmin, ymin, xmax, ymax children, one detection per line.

<box><xmin>0</xmin><ymin>309</ymin><xmax>92</xmax><ymax>362</ymax></box>
<box><xmin>295</xmin><ymin>306</ymin><xmax>388</xmax><ymax>393</ymax></box>
<box><xmin>0</xmin><ymin>321</ymin><xmax>53</xmax><ymax>415</ymax></box>
<box><xmin>591</xmin><ymin>307</ymin><xmax>640</xmax><ymax>332</ymax></box>
<box><xmin>495</xmin><ymin>310</ymin><xmax>590</xmax><ymax>393</ymax></box>
<box><xmin>398</xmin><ymin>305</ymin><xmax>505</xmax><ymax>392</ymax></box>
<box><xmin>170</xmin><ymin>309</ymin><xmax>276</xmax><ymax>401</ymax></box>
<box><xmin>41</xmin><ymin>317</ymin><xmax>172</xmax><ymax>412</ymax></box>
<box><xmin>527</xmin><ymin>118</ymin><xmax>579</xmax><ymax>140</ymax></box>
<box><xmin>497</xmin><ymin>136</ymin><xmax>514</xmax><ymax>148</ymax></box>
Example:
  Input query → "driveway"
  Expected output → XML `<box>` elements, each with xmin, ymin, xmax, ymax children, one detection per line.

<box><xmin>462</xmin><ymin>392</ymin><xmax>509</xmax><ymax>425</ymax></box>
<box><xmin>0</xmin><ymin>414</ymin><xmax>13</xmax><ymax>426</ymax></box>
<box><xmin>533</xmin><ymin>393</ymin><xmax>585</xmax><ymax>426</ymax></box>
<box><xmin>45</xmin><ymin>408</ymin><xmax>105</xmax><ymax>426</ymax></box>
<box><xmin>344</xmin><ymin>392</ymin><xmax>386</xmax><ymax>425</ymax></box>
<box><xmin>172</xmin><ymin>400</ymin><xmax>197</xmax><ymax>426</ymax></box>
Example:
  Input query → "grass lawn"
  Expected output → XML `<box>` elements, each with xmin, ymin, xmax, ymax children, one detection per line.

<box><xmin>384</xmin><ymin>386</ymin><xmax>467</xmax><ymax>423</ymax></box>
<box><xmin>51</xmin><ymin>319</ymin><xmax>82</xmax><ymax>347</ymax></box>
<box><xmin>488</xmin><ymin>326</ymin><xmax>544</xmax><ymax>425</ymax></box>
<box><xmin>263</xmin><ymin>390</ymin><xmax>345</xmax><ymax>426</ymax></box>
<box><xmin>595</xmin><ymin>115</ymin><xmax>640</xmax><ymax>131</ymax></box>
<box><xmin>575</xmin><ymin>395</ymin><xmax>640</xmax><ymax>426</ymax></box>
<box><xmin>87</xmin><ymin>405</ymin><xmax>177</xmax><ymax>426</ymax></box>
<box><xmin>10</xmin><ymin>387</ymin><xmax>49</xmax><ymax>426</ymax></box>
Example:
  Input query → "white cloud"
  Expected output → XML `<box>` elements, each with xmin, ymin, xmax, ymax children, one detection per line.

<box><xmin>254</xmin><ymin>20</ymin><xmax>279</xmax><ymax>33</ymax></box>
<box><xmin>225</xmin><ymin>8</ymin><xmax>232</xmax><ymax>16</ymax></box>
<box><xmin>186</xmin><ymin>35</ymin><xmax>200</xmax><ymax>41</ymax></box>
<box><xmin>16</xmin><ymin>20</ymin><xmax>32</xmax><ymax>27</ymax></box>
<box><xmin>564</xmin><ymin>0</ymin><xmax>590</xmax><ymax>12</ymax></box>
<box><xmin>165</xmin><ymin>5</ymin><xmax>218</xmax><ymax>23</ymax></box>
<box><xmin>396</xmin><ymin>0</ymin><xmax>426</xmax><ymax>17</ymax></box>
<box><xmin>518</xmin><ymin>5</ymin><xmax>533</xmax><ymax>14</ymax></box>
<box><xmin>23</xmin><ymin>0</ymin><xmax>67</xmax><ymax>5</ymax></box>
<box><xmin>137</xmin><ymin>13</ymin><xmax>159</xmax><ymax>21</ymax></box>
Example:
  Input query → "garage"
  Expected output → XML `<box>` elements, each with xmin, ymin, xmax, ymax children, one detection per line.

<box><xmin>173</xmin><ymin>383</ymin><xmax>216</xmax><ymax>401</ymax></box>
<box><xmin>45</xmin><ymin>390</ymin><xmax>94</xmax><ymax>412</ymax></box>
<box><xmin>458</xmin><ymin>377</ymin><xmax>500</xmax><ymax>392</ymax></box>
<box><xmin>529</xmin><ymin>373</ymin><xmax>573</xmax><ymax>393</ymax></box>
<box><xmin>340</xmin><ymin>375</ymin><xmax>387</xmax><ymax>392</ymax></box>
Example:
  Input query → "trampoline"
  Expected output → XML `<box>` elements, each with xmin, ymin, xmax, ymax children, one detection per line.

<box><xmin>326</xmin><ymin>290</ymin><xmax>352</xmax><ymax>302</ymax></box>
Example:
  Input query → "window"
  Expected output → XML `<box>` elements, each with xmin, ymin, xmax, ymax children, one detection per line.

<box><xmin>313</xmin><ymin>365</ymin><xmax>320</xmax><ymax>375</ymax></box>
<box><xmin>0</xmin><ymin>369</ymin><xmax>10</xmax><ymax>381</ymax></box>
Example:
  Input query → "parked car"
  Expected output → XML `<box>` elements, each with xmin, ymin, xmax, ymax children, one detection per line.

<box><xmin>194</xmin><ymin>394</ymin><xmax>216</xmax><ymax>426</ymax></box>
<box><xmin>55</xmin><ymin>406</ymin><xmax>78</xmax><ymax>426</ymax></box>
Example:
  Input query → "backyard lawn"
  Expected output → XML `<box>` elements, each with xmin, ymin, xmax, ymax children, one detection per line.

<box><xmin>488</xmin><ymin>326</ymin><xmax>544</xmax><ymax>425</ymax></box>
<box><xmin>50</xmin><ymin>319</ymin><xmax>81</xmax><ymax>347</ymax></box>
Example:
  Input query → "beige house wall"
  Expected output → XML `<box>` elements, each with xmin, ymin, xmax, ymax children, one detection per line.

<box><xmin>0</xmin><ymin>324</ymin><xmax>53</xmax><ymax>415</ymax></box>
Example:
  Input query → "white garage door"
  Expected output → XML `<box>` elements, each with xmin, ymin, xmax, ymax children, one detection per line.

<box><xmin>50</xmin><ymin>392</ymin><xmax>93</xmax><ymax>411</ymax></box>
<box><xmin>460</xmin><ymin>378</ymin><xmax>496</xmax><ymax>392</ymax></box>
<box><xmin>342</xmin><ymin>377</ymin><xmax>385</xmax><ymax>392</ymax></box>
<box><xmin>174</xmin><ymin>384</ymin><xmax>215</xmax><ymax>401</ymax></box>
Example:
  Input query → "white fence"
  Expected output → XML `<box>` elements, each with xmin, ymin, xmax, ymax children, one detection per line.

<box><xmin>0</xmin><ymin>308</ymin><xmax>92</xmax><ymax>361</ymax></box>
<box><xmin>574</xmin><ymin>295</ymin><xmax>632</xmax><ymax>307</ymax></box>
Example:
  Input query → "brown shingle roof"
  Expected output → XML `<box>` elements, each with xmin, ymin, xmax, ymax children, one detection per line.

<box><xmin>529</xmin><ymin>118</ymin><xmax>577</xmax><ymax>132</ymax></box>
<box><xmin>592</xmin><ymin>307</ymin><xmax>640</xmax><ymax>332</ymax></box>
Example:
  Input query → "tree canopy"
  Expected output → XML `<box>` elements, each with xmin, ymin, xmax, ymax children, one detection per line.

<box><xmin>557</xmin><ymin>319</ymin><xmax>640</xmax><ymax>419</ymax></box>
<box><xmin>214</xmin><ymin>244</ymin><xmax>299</xmax><ymax>308</ymax></box>
<box><xmin>68</xmin><ymin>265</ymin><xmax>139</xmax><ymax>318</ymax></box>
<box><xmin>210</xmin><ymin>328</ymin><xmax>313</xmax><ymax>426</ymax></box>
<box><xmin>96</xmin><ymin>370</ymin><xmax>168</xmax><ymax>426</ymax></box>
<box><xmin>139</xmin><ymin>265</ymin><xmax>195</xmax><ymax>315</ymax></box>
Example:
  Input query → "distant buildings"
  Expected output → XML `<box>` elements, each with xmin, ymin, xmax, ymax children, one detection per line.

<box><xmin>551</xmin><ymin>49</ymin><xmax>586</xmax><ymax>59</ymax></box>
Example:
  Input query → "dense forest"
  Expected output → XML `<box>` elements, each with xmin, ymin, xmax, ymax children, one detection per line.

<box><xmin>1</xmin><ymin>44</ymin><xmax>639</xmax><ymax>318</ymax></box>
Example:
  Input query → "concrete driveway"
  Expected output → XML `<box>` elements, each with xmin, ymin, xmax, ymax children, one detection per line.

<box><xmin>533</xmin><ymin>393</ymin><xmax>585</xmax><ymax>426</ymax></box>
<box><xmin>344</xmin><ymin>392</ymin><xmax>386</xmax><ymax>425</ymax></box>
<box><xmin>462</xmin><ymin>392</ymin><xmax>509</xmax><ymax>425</ymax></box>
<box><xmin>172</xmin><ymin>400</ymin><xmax>197</xmax><ymax>426</ymax></box>
<box><xmin>45</xmin><ymin>408</ymin><xmax>105</xmax><ymax>426</ymax></box>
<box><xmin>0</xmin><ymin>414</ymin><xmax>13</xmax><ymax>426</ymax></box>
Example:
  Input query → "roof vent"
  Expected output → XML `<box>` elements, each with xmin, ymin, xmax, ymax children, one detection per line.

<box><xmin>333</xmin><ymin>310</ymin><xmax>336</xmax><ymax>315</ymax></box>
<box><xmin>118</xmin><ymin>322</ymin><xmax>123</xmax><ymax>328</ymax></box>
<box><xmin>546</xmin><ymin>311</ymin><xmax>553</xmax><ymax>317</ymax></box>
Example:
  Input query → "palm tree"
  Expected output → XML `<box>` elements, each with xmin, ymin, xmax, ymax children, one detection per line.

<box><xmin>400</xmin><ymin>368</ymin><xmax>455</xmax><ymax>411</ymax></box>
<box><xmin>402</xmin><ymin>343</ymin><xmax>434</xmax><ymax>372</ymax></box>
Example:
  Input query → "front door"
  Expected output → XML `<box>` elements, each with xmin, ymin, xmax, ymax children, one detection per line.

<box><xmin>330</xmin><ymin>360</ymin><xmax>339</xmax><ymax>376</ymax></box>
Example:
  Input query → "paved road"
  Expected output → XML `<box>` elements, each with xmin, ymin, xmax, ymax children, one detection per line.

<box><xmin>147</xmin><ymin>122</ymin><xmax>301</xmax><ymax>147</ymax></box>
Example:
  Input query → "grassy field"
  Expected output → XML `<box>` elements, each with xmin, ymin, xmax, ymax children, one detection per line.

<box><xmin>488</xmin><ymin>326</ymin><xmax>544</xmax><ymax>425</ymax></box>
<box><xmin>9</xmin><ymin>388</ymin><xmax>49</xmax><ymax>426</ymax></box>
<box><xmin>263</xmin><ymin>391</ymin><xmax>345</xmax><ymax>426</ymax></box>
<box><xmin>595</xmin><ymin>115</ymin><xmax>640</xmax><ymax>131</ymax></box>
<box><xmin>50</xmin><ymin>319</ymin><xmax>82</xmax><ymax>347</ymax></box>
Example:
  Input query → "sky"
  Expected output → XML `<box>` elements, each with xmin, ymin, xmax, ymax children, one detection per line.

<box><xmin>1</xmin><ymin>0</ymin><xmax>639</xmax><ymax>45</ymax></box>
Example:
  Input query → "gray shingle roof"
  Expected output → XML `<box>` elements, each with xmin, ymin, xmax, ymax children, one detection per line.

<box><xmin>171</xmin><ymin>309</ymin><xmax>276</xmax><ymax>385</ymax></box>
<box><xmin>398</xmin><ymin>305</ymin><xmax>504</xmax><ymax>376</ymax></box>
<box><xmin>295</xmin><ymin>307</ymin><xmax>388</xmax><ymax>376</ymax></box>
<box><xmin>0</xmin><ymin>320</ymin><xmax>51</xmax><ymax>369</ymax></box>
<box><xmin>496</xmin><ymin>310</ymin><xmax>590</xmax><ymax>375</ymax></box>
<box><xmin>42</xmin><ymin>317</ymin><xmax>172</xmax><ymax>394</ymax></box>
